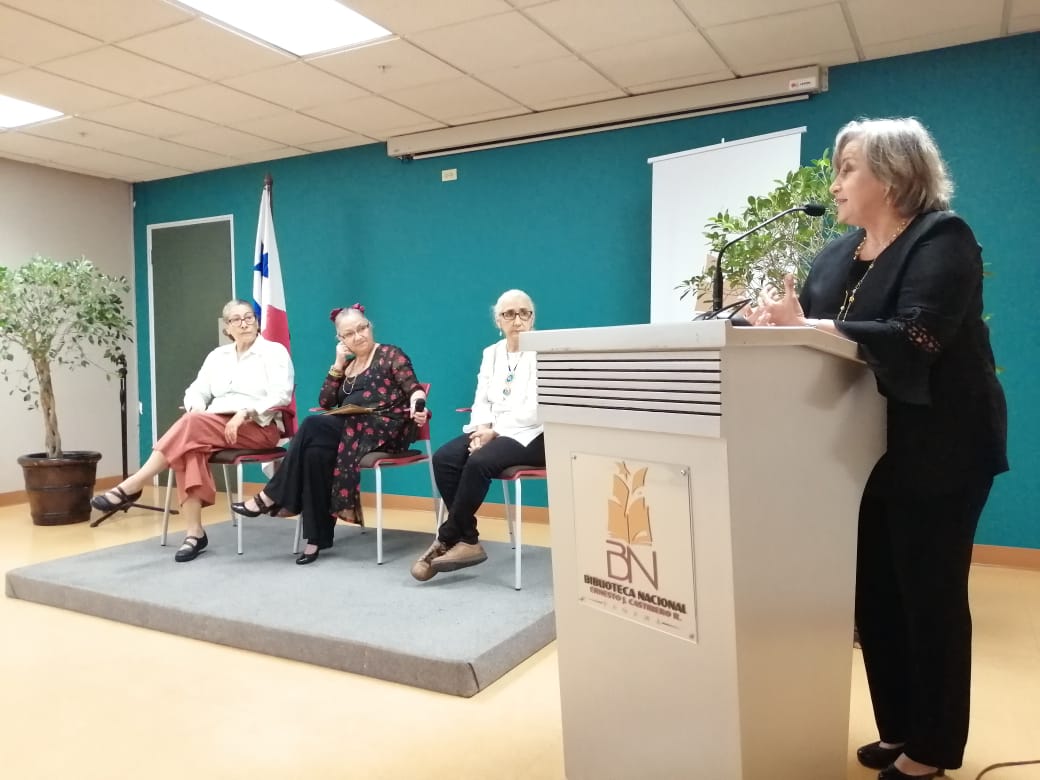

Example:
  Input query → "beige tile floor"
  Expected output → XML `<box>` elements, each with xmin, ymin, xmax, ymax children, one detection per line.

<box><xmin>1</xmin><ymin>490</ymin><xmax>1039</xmax><ymax>780</ymax></box>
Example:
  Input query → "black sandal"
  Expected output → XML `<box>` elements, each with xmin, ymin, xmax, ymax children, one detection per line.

<box><xmin>231</xmin><ymin>493</ymin><xmax>280</xmax><ymax>517</ymax></box>
<box><xmin>90</xmin><ymin>486</ymin><xmax>143</xmax><ymax>513</ymax></box>
<box><xmin>174</xmin><ymin>533</ymin><xmax>208</xmax><ymax>562</ymax></box>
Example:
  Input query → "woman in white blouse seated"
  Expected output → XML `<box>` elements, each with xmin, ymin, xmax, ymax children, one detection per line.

<box><xmin>412</xmin><ymin>289</ymin><xmax>543</xmax><ymax>581</ymax></box>
<box><xmin>91</xmin><ymin>299</ymin><xmax>294</xmax><ymax>562</ymax></box>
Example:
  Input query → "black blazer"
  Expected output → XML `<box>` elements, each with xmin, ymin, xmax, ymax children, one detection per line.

<box><xmin>800</xmin><ymin>211</ymin><xmax>1008</xmax><ymax>495</ymax></box>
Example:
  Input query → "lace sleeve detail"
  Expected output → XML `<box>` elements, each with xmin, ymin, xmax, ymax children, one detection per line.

<box><xmin>897</xmin><ymin>311</ymin><xmax>942</xmax><ymax>354</ymax></box>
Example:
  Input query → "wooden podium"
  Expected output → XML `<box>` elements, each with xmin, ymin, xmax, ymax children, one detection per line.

<box><xmin>521</xmin><ymin>321</ymin><xmax>884</xmax><ymax>780</ymax></box>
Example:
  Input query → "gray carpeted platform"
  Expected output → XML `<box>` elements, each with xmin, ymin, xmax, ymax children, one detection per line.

<box><xmin>5</xmin><ymin>518</ymin><xmax>555</xmax><ymax>697</ymax></box>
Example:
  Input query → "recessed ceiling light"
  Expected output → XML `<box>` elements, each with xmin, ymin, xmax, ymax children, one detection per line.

<box><xmin>0</xmin><ymin>94</ymin><xmax>63</xmax><ymax>129</ymax></box>
<box><xmin>172</xmin><ymin>0</ymin><xmax>392</xmax><ymax>57</ymax></box>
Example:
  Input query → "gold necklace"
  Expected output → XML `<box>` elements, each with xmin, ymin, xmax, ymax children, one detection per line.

<box><xmin>836</xmin><ymin>219</ymin><xmax>910</xmax><ymax>321</ymax></box>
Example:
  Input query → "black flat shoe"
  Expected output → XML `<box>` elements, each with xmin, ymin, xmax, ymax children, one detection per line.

<box><xmin>91</xmin><ymin>486</ymin><xmax>143</xmax><ymax>513</ymax></box>
<box><xmin>231</xmin><ymin>493</ymin><xmax>280</xmax><ymax>518</ymax></box>
<box><xmin>878</xmin><ymin>765</ymin><xmax>945</xmax><ymax>779</ymax></box>
<box><xmin>859</xmin><ymin>743</ymin><xmax>906</xmax><ymax>770</ymax></box>
<box><xmin>296</xmin><ymin>549</ymin><xmax>320</xmax><ymax>565</ymax></box>
<box><xmin>174</xmin><ymin>533</ymin><xmax>208</xmax><ymax>562</ymax></box>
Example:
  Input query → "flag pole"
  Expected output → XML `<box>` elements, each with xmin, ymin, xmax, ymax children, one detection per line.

<box><xmin>264</xmin><ymin>172</ymin><xmax>274</xmax><ymax>215</ymax></box>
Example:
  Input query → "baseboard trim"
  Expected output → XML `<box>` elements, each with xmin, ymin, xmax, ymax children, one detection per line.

<box><xmin>972</xmin><ymin>544</ymin><xmax>1040</xmax><ymax>571</ymax></box>
<box><xmin>0</xmin><ymin>475</ymin><xmax>122</xmax><ymax>508</ymax></box>
<box><xmin>6</xmin><ymin>480</ymin><xmax>1035</xmax><ymax>567</ymax></box>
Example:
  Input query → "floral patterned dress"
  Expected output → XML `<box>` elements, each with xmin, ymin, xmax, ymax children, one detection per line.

<box><xmin>317</xmin><ymin>344</ymin><xmax>422</xmax><ymax>514</ymax></box>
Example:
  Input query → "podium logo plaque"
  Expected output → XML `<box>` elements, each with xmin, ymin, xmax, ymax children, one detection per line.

<box><xmin>572</xmin><ymin>454</ymin><xmax>698</xmax><ymax>642</ymax></box>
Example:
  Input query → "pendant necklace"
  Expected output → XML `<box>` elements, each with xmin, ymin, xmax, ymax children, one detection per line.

<box><xmin>837</xmin><ymin>219</ymin><xmax>910</xmax><ymax>322</ymax></box>
<box><xmin>503</xmin><ymin>352</ymin><xmax>521</xmax><ymax>397</ymax></box>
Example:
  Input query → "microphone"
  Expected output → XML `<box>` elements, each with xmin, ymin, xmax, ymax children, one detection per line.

<box><xmin>414</xmin><ymin>398</ymin><xmax>426</xmax><ymax>413</ymax></box>
<box><xmin>699</xmin><ymin>203</ymin><xmax>826</xmax><ymax>319</ymax></box>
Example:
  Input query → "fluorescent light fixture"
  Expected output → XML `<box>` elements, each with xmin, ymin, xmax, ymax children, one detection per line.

<box><xmin>173</xmin><ymin>0</ymin><xmax>392</xmax><ymax>56</ymax></box>
<box><xmin>0</xmin><ymin>94</ymin><xmax>63</xmax><ymax>129</ymax></box>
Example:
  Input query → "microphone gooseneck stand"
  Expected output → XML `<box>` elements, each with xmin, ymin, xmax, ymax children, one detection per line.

<box><xmin>696</xmin><ymin>203</ymin><xmax>826</xmax><ymax>321</ymax></box>
<box><xmin>90</xmin><ymin>354</ymin><xmax>176</xmax><ymax>527</ymax></box>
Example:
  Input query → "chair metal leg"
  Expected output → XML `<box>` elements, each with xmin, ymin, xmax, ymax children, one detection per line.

<box><xmin>293</xmin><ymin>516</ymin><xmax>302</xmax><ymax>554</ymax></box>
<box><xmin>161</xmin><ymin>469</ymin><xmax>174</xmax><ymax>546</ymax></box>
<box><xmin>514</xmin><ymin>479</ymin><xmax>523</xmax><ymax>591</ymax></box>
<box><xmin>375</xmin><ymin>467</ymin><xmax>384</xmax><ymax>564</ymax></box>
<box><xmin>235</xmin><ymin>463</ymin><xmax>244</xmax><ymax>554</ymax></box>
<box><xmin>502</xmin><ymin>480</ymin><xmax>515</xmax><ymax>547</ymax></box>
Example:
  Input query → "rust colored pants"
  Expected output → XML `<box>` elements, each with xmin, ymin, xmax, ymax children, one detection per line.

<box><xmin>154</xmin><ymin>411</ymin><xmax>279</xmax><ymax>506</ymax></box>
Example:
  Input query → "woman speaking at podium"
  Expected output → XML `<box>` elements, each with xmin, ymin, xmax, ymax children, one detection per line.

<box><xmin>746</xmin><ymin>118</ymin><xmax>1008</xmax><ymax>779</ymax></box>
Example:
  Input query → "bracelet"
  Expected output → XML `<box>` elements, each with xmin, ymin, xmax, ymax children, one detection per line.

<box><xmin>328</xmin><ymin>366</ymin><xmax>345</xmax><ymax>379</ymax></box>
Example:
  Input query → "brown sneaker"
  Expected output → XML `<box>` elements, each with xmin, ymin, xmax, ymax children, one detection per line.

<box><xmin>431</xmin><ymin>541</ymin><xmax>488</xmax><ymax>572</ymax></box>
<box><xmin>410</xmin><ymin>539</ymin><xmax>448</xmax><ymax>582</ymax></box>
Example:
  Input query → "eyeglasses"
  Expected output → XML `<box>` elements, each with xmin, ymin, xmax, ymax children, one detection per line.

<box><xmin>226</xmin><ymin>314</ymin><xmax>256</xmax><ymax>326</ymax></box>
<box><xmin>338</xmin><ymin>322</ymin><xmax>372</xmax><ymax>340</ymax></box>
<box><xmin>499</xmin><ymin>309</ymin><xmax>533</xmax><ymax>321</ymax></box>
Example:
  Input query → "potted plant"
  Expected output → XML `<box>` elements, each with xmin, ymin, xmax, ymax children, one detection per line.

<box><xmin>0</xmin><ymin>255</ymin><xmax>133</xmax><ymax>525</ymax></box>
<box><xmin>677</xmin><ymin>152</ymin><xmax>846</xmax><ymax>308</ymax></box>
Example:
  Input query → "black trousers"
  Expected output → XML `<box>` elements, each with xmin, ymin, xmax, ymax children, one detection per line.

<box><xmin>264</xmin><ymin>414</ymin><xmax>347</xmax><ymax>547</ymax></box>
<box><xmin>855</xmin><ymin>470</ymin><xmax>994</xmax><ymax>770</ymax></box>
<box><xmin>433</xmin><ymin>433</ymin><xmax>545</xmax><ymax>546</ymax></box>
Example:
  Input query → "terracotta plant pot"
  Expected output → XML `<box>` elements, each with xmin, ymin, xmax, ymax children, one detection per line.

<box><xmin>17</xmin><ymin>451</ymin><xmax>102</xmax><ymax>526</ymax></box>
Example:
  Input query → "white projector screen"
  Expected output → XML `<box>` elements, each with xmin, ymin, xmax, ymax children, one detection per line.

<box><xmin>649</xmin><ymin>127</ymin><xmax>805</xmax><ymax>323</ymax></box>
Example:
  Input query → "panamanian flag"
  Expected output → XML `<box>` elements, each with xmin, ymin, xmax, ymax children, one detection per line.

<box><xmin>252</xmin><ymin>180</ymin><xmax>295</xmax><ymax>423</ymax></box>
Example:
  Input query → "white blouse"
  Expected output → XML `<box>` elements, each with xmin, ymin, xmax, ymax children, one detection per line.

<box><xmin>182</xmin><ymin>336</ymin><xmax>294</xmax><ymax>426</ymax></box>
<box><xmin>463</xmin><ymin>339</ymin><xmax>542</xmax><ymax>446</ymax></box>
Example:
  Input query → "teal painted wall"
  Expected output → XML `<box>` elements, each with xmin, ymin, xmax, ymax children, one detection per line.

<box><xmin>133</xmin><ymin>33</ymin><xmax>1040</xmax><ymax>548</ymax></box>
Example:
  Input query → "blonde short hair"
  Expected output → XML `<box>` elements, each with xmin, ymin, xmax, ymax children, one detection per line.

<box><xmin>834</xmin><ymin>117</ymin><xmax>953</xmax><ymax>215</ymax></box>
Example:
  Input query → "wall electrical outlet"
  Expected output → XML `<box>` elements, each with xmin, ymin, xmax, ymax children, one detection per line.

<box><xmin>441</xmin><ymin>168</ymin><xmax>458</xmax><ymax>182</ymax></box>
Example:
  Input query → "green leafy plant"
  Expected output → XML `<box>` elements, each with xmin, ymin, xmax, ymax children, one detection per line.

<box><xmin>677</xmin><ymin>151</ymin><xmax>846</xmax><ymax>306</ymax></box>
<box><xmin>0</xmin><ymin>256</ymin><xmax>133</xmax><ymax>458</ymax></box>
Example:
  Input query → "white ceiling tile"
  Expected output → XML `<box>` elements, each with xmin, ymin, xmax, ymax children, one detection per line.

<box><xmin>343</xmin><ymin>0</ymin><xmax>514</xmax><ymax>34</ymax></box>
<box><xmin>227</xmin><ymin>112</ymin><xmax>348</xmax><ymax>146</ymax></box>
<box><xmin>625</xmin><ymin>69</ymin><xmax>742</xmax><ymax>95</ymax></box>
<box><xmin>707</xmin><ymin>5</ymin><xmax>854</xmax><ymax>73</ymax></box>
<box><xmin>0</xmin><ymin>131</ymin><xmax>86</xmax><ymax>160</ymax></box>
<box><xmin>40</xmin><ymin>48</ymin><xmax>204</xmax><ymax>99</ymax></box>
<box><xmin>1012</xmin><ymin>0</ymin><xmax>1040</xmax><ymax>17</ymax></box>
<box><xmin>525</xmin><ymin>0</ymin><xmax>695</xmax><ymax>52</ymax></box>
<box><xmin>675</xmin><ymin>0</ymin><xmax>830</xmax><ymax>29</ymax></box>
<box><xmin>149</xmin><ymin>84</ymin><xmax>284</xmax><ymax>124</ymax></box>
<box><xmin>297</xmin><ymin>134</ymin><xmax>377</xmax><ymax>153</ymax></box>
<box><xmin>116</xmin><ymin>161</ymin><xmax>193</xmax><ymax>182</ymax></box>
<box><xmin>166</xmin><ymin>126</ymin><xmax>283</xmax><ymax>156</ymax></box>
<box><xmin>118</xmin><ymin>19</ymin><xmax>293</xmax><ymax>81</ymax></box>
<box><xmin>847</xmin><ymin>0</ymin><xmax>1002</xmax><ymax>45</ymax></box>
<box><xmin>0</xmin><ymin>6</ymin><xmax>101</xmax><ymax>65</ymax></box>
<box><xmin>304</xmin><ymin>95</ymin><xmax>444</xmax><ymax>137</ymax></box>
<box><xmin>862</xmin><ymin>27</ymin><xmax>1004</xmax><ymax>60</ymax></box>
<box><xmin>384</xmin><ymin>77</ymin><xmax>521</xmax><ymax>122</ymax></box>
<box><xmin>230</xmin><ymin>146</ymin><xmax>310</xmax><ymax>164</ymax></box>
<box><xmin>584</xmin><ymin>31</ymin><xmax>730</xmax><ymax>88</ymax></box>
<box><xmin>408</xmin><ymin>11</ymin><xmax>571</xmax><ymax>71</ymax></box>
<box><xmin>0</xmin><ymin>69</ymin><xmax>130</xmax><ymax>113</ymax></box>
<box><xmin>0</xmin><ymin>58</ymin><xmax>22</xmax><ymax>76</ymax></box>
<box><xmin>477</xmin><ymin>56</ymin><xmax>624</xmax><ymax>110</ymax></box>
<box><xmin>221</xmin><ymin>63</ymin><xmax>369</xmax><ymax>110</ymax></box>
<box><xmin>0</xmin><ymin>0</ymin><xmax>193</xmax><ymax>43</ymax></box>
<box><xmin>445</xmin><ymin>105</ymin><xmax>530</xmax><ymax>125</ymax></box>
<box><xmin>506</xmin><ymin>0</ymin><xmax>556</xmax><ymax>6</ymax></box>
<box><xmin>113</xmin><ymin>136</ymin><xmax>239</xmax><ymax>171</ymax></box>
<box><xmin>80</xmin><ymin>102</ymin><xmax>215</xmax><ymax>138</ymax></box>
<box><xmin>309</xmin><ymin>39</ymin><xmax>464</xmax><ymax>92</ymax></box>
<box><xmin>24</xmin><ymin>117</ymin><xmax>153</xmax><ymax>150</ymax></box>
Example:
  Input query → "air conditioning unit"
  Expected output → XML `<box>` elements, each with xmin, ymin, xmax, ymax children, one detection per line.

<box><xmin>387</xmin><ymin>65</ymin><xmax>826</xmax><ymax>160</ymax></box>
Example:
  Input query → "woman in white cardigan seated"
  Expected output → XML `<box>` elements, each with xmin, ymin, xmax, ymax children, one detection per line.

<box><xmin>412</xmin><ymin>289</ymin><xmax>543</xmax><ymax>581</ymax></box>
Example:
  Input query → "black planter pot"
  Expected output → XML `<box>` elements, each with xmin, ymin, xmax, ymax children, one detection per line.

<box><xmin>17</xmin><ymin>451</ymin><xmax>102</xmax><ymax>526</ymax></box>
